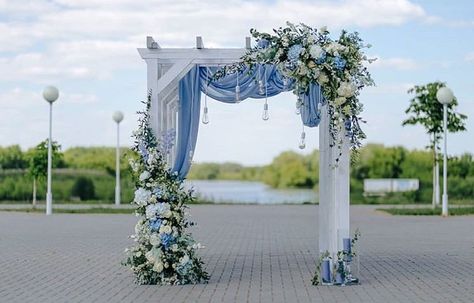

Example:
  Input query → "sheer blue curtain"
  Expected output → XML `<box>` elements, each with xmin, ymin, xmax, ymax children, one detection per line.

<box><xmin>172</xmin><ymin>65</ymin><xmax>323</xmax><ymax>179</ymax></box>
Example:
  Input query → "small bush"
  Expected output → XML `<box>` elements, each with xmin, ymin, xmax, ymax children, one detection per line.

<box><xmin>71</xmin><ymin>177</ymin><xmax>96</xmax><ymax>200</ymax></box>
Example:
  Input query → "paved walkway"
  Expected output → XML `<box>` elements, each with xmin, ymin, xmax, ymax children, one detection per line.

<box><xmin>0</xmin><ymin>205</ymin><xmax>472</xmax><ymax>303</ymax></box>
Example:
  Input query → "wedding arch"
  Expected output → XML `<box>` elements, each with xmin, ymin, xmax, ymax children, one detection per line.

<box><xmin>124</xmin><ymin>23</ymin><xmax>373</xmax><ymax>285</ymax></box>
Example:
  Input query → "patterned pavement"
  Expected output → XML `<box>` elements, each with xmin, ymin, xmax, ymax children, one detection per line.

<box><xmin>0</xmin><ymin>205</ymin><xmax>472</xmax><ymax>303</ymax></box>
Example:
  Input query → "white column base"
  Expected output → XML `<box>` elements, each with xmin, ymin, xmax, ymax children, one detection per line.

<box><xmin>46</xmin><ymin>192</ymin><xmax>52</xmax><ymax>215</ymax></box>
<box><xmin>115</xmin><ymin>186</ymin><xmax>121</xmax><ymax>206</ymax></box>
<box><xmin>442</xmin><ymin>194</ymin><xmax>448</xmax><ymax>217</ymax></box>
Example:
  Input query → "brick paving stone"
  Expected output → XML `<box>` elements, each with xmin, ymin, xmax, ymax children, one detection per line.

<box><xmin>0</xmin><ymin>205</ymin><xmax>472</xmax><ymax>303</ymax></box>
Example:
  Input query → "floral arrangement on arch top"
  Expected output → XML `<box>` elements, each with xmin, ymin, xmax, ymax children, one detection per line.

<box><xmin>215</xmin><ymin>22</ymin><xmax>375</xmax><ymax>155</ymax></box>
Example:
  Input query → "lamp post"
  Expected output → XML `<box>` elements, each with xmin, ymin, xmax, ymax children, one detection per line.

<box><xmin>113</xmin><ymin>111</ymin><xmax>124</xmax><ymax>206</ymax></box>
<box><xmin>42</xmin><ymin>86</ymin><xmax>59</xmax><ymax>215</ymax></box>
<box><xmin>436</xmin><ymin>86</ymin><xmax>454</xmax><ymax>217</ymax></box>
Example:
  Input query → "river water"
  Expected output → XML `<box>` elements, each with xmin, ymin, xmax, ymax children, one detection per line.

<box><xmin>184</xmin><ymin>180</ymin><xmax>317</xmax><ymax>204</ymax></box>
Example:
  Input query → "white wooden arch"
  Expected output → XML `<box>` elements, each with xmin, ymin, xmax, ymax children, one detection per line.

<box><xmin>138</xmin><ymin>36</ymin><xmax>350</xmax><ymax>261</ymax></box>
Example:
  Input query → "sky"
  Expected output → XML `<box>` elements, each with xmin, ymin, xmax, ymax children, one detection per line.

<box><xmin>0</xmin><ymin>0</ymin><xmax>473</xmax><ymax>165</ymax></box>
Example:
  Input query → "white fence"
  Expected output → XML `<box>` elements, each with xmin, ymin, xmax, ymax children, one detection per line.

<box><xmin>363</xmin><ymin>178</ymin><xmax>419</xmax><ymax>196</ymax></box>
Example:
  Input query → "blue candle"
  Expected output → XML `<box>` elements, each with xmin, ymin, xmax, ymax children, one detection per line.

<box><xmin>321</xmin><ymin>259</ymin><xmax>331</xmax><ymax>284</ymax></box>
<box><xmin>343</xmin><ymin>238</ymin><xmax>351</xmax><ymax>253</ymax></box>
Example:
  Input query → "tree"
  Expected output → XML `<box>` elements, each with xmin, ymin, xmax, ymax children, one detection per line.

<box><xmin>27</xmin><ymin>140</ymin><xmax>64</xmax><ymax>207</ymax></box>
<box><xmin>402</xmin><ymin>82</ymin><xmax>467</xmax><ymax>207</ymax></box>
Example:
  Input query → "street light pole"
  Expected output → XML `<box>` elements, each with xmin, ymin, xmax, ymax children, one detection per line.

<box><xmin>43</xmin><ymin>86</ymin><xmax>59</xmax><ymax>215</ymax></box>
<box><xmin>113</xmin><ymin>111</ymin><xmax>124</xmax><ymax>206</ymax></box>
<box><xmin>436</xmin><ymin>86</ymin><xmax>454</xmax><ymax>217</ymax></box>
<box><xmin>442</xmin><ymin>104</ymin><xmax>448</xmax><ymax>217</ymax></box>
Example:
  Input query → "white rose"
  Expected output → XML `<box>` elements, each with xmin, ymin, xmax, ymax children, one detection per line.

<box><xmin>150</xmin><ymin>234</ymin><xmax>161</xmax><ymax>246</ymax></box>
<box><xmin>171</xmin><ymin>244</ymin><xmax>178</xmax><ymax>252</ymax></box>
<box><xmin>317</xmin><ymin>72</ymin><xmax>329</xmax><ymax>84</ymax></box>
<box><xmin>159</xmin><ymin>225</ymin><xmax>172</xmax><ymax>234</ymax></box>
<box><xmin>163</xmin><ymin>210</ymin><xmax>172</xmax><ymax>218</ymax></box>
<box><xmin>135</xmin><ymin>251</ymin><xmax>142</xmax><ymax>257</ymax></box>
<box><xmin>334</xmin><ymin>97</ymin><xmax>346</xmax><ymax>106</ymax></box>
<box><xmin>145</xmin><ymin>251</ymin><xmax>154</xmax><ymax>263</ymax></box>
<box><xmin>139</xmin><ymin>171</ymin><xmax>151</xmax><ymax>181</ymax></box>
<box><xmin>153</xmin><ymin>262</ymin><xmax>164</xmax><ymax>273</ymax></box>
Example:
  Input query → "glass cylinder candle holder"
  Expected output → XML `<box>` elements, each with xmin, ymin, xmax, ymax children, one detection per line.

<box><xmin>320</xmin><ymin>258</ymin><xmax>332</xmax><ymax>286</ymax></box>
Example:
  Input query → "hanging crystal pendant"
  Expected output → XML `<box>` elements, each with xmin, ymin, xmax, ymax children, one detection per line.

<box><xmin>299</xmin><ymin>131</ymin><xmax>306</xmax><ymax>149</ymax></box>
<box><xmin>235</xmin><ymin>85</ymin><xmax>241</xmax><ymax>102</ymax></box>
<box><xmin>202</xmin><ymin>106</ymin><xmax>209</xmax><ymax>124</ymax></box>
<box><xmin>262</xmin><ymin>103</ymin><xmax>269</xmax><ymax>121</ymax></box>
<box><xmin>296</xmin><ymin>96</ymin><xmax>303</xmax><ymax>115</ymax></box>
<box><xmin>258</xmin><ymin>80</ymin><xmax>265</xmax><ymax>95</ymax></box>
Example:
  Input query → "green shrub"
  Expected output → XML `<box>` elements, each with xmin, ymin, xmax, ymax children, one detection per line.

<box><xmin>71</xmin><ymin>177</ymin><xmax>96</xmax><ymax>200</ymax></box>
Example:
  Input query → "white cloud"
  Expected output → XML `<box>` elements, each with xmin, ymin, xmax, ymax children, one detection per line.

<box><xmin>465</xmin><ymin>52</ymin><xmax>474</xmax><ymax>63</ymax></box>
<box><xmin>371</xmin><ymin>57</ymin><xmax>420</xmax><ymax>70</ymax></box>
<box><xmin>0</xmin><ymin>0</ymin><xmax>433</xmax><ymax>82</ymax></box>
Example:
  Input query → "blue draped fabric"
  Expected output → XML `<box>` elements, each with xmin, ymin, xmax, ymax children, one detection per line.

<box><xmin>174</xmin><ymin>66</ymin><xmax>201</xmax><ymax>178</ymax></box>
<box><xmin>172</xmin><ymin>65</ymin><xmax>323</xmax><ymax>179</ymax></box>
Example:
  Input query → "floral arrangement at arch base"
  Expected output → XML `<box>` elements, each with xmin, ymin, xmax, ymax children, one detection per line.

<box><xmin>215</xmin><ymin>22</ymin><xmax>375</xmax><ymax>158</ymax></box>
<box><xmin>123</xmin><ymin>95</ymin><xmax>209</xmax><ymax>285</ymax></box>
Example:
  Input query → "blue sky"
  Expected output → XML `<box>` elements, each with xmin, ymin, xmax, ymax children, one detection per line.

<box><xmin>0</xmin><ymin>0</ymin><xmax>473</xmax><ymax>165</ymax></box>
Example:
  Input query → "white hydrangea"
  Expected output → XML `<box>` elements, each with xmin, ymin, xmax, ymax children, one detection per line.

<box><xmin>180</xmin><ymin>255</ymin><xmax>190</xmax><ymax>266</ymax></box>
<box><xmin>139</xmin><ymin>171</ymin><xmax>151</xmax><ymax>181</ymax></box>
<box><xmin>309</xmin><ymin>45</ymin><xmax>324</xmax><ymax>60</ymax></box>
<box><xmin>337</xmin><ymin>82</ymin><xmax>357</xmax><ymax>98</ymax></box>
<box><xmin>134</xmin><ymin>188</ymin><xmax>151</xmax><ymax>206</ymax></box>
<box><xmin>171</xmin><ymin>244</ymin><xmax>178</xmax><ymax>252</ymax></box>
<box><xmin>145</xmin><ymin>204</ymin><xmax>160</xmax><ymax>219</ymax></box>
<box><xmin>325</xmin><ymin>42</ymin><xmax>345</xmax><ymax>55</ymax></box>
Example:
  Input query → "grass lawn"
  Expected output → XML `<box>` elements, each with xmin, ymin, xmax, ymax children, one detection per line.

<box><xmin>378</xmin><ymin>206</ymin><xmax>474</xmax><ymax>216</ymax></box>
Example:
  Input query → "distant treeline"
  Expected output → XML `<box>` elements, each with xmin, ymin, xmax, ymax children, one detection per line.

<box><xmin>0</xmin><ymin>146</ymin><xmax>135</xmax><ymax>202</ymax></box>
<box><xmin>1</xmin><ymin>144</ymin><xmax>473</xmax><ymax>203</ymax></box>
<box><xmin>188</xmin><ymin>144</ymin><xmax>474</xmax><ymax>203</ymax></box>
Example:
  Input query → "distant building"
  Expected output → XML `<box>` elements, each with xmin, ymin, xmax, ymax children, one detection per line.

<box><xmin>363</xmin><ymin>179</ymin><xmax>419</xmax><ymax>196</ymax></box>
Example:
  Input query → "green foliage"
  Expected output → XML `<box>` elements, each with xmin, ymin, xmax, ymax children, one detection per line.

<box><xmin>71</xmin><ymin>176</ymin><xmax>96</xmax><ymax>200</ymax></box>
<box><xmin>63</xmin><ymin>147</ymin><xmax>131</xmax><ymax>174</ymax></box>
<box><xmin>378</xmin><ymin>207</ymin><xmax>474</xmax><ymax>216</ymax></box>
<box><xmin>27</xmin><ymin>140</ymin><xmax>64</xmax><ymax>180</ymax></box>
<box><xmin>403</xmin><ymin>81</ymin><xmax>467</xmax><ymax>148</ymax></box>
<box><xmin>0</xmin><ymin>145</ymin><xmax>27</xmax><ymax>169</ymax></box>
<box><xmin>262</xmin><ymin>151</ymin><xmax>315</xmax><ymax>188</ymax></box>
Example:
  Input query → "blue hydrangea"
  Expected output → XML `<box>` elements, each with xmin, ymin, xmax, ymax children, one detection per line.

<box><xmin>177</xmin><ymin>260</ymin><xmax>193</xmax><ymax>276</ymax></box>
<box><xmin>161</xmin><ymin>233</ymin><xmax>175</xmax><ymax>249</ymax></box>
<box><xmin>344</xmin><ymin>119</ymin><xmax>352</xmax><ymax>131</ymax></box>
<box><xmin>160</xmin><ymin>129</ymin><xmax>176</xmax><ymax>154</ymax></box>
<box><xmin>153</xmin><ymin>187</ymin><xmax>163</xmax><ymax>198</ymax></box>
<box><xmin>257</xmin><ymin>39</ymin><xmax>269</xmax><ymax>49</ymax></box>
<box><xmin>287</xmin><ymin>44</ymin><xmax>303</xmax><ymax>63</ymax></box>
<box><xmin>138</xmin><ymin>142</ymin><xmax>149</xmax><ymax>162</ymax></box>
<box><xmin>315</xmin><ymin>51</ymin><xmax>327</xmax><ymax>64</ymax></box>
<box><xmin>334</xmin><ymin>56</ymin><xmax>347</xmax><ymax>70</ymax></box>
<box><xmin>149</xmin><ymin>219</ymin><xmax>162</xmax><ymax>231</ymax></box>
